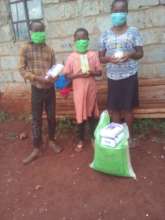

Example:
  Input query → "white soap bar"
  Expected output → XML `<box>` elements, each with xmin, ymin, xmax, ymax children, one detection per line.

<box><xmin>101</xmin><ymin>138</ymin><xmax>116</xmax><ymax>148</ymax></box>
<box><xmin>114</xmin><ymin>51</ymin><xmax>124</xmax><ymax>59</ymax></box>
<box><xmin>46</xmin><ymin>64</ymin><xmax>64</xmax><ymax>79</ymax></box>
<box><xmin>101</xmin><ymin>131</ymin><xmax>125</xmax><ymax>148</ymax></box>
<box><xmin>80</xmin><ymin>54</ymin><xmax>90</xmax><ymax>74</ymax></box>
<box><xmin>100</xmin><ymin>122</ymin><xmax>124</xmax><ymax>139</ymax></box>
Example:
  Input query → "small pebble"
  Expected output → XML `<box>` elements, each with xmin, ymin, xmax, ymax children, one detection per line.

<box><xmin>120</xmin><ymin>200</ymin><xmax>123</xmax><ymax>204</ymax></box>
<box><xmin>98</xmin><ymin>211</ymin><xmax>103</xmax><ymax>216</ymax></box>
<box><xmin>7</xmin><ymin>178</ymin><xmax>13</xmax><ymax>183</ymax></box>
<box><xmin>35</xmin><ymin>185</ymin><xmax>42</xmax><ymax>190</ymax></box>
<box><xmin>160</xmin><ymin>155</ymin><xmax>164</xmax><ymax>159</ymax></box>
<box><xmin>83</xmin><ymin>203</ymin><xmax>87</xmax><ymax>208</ymax></box>
<box><xmin>19</xmin><ymin>132</ymin><xmax>28</xmax><ymax>140</ymax></box>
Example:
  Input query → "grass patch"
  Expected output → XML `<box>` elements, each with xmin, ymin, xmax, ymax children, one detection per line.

<box><xmin>7</xmin><ymin>132</ymin><xmax>17</xmax><ymax>140</ymax></box>
<box><xmin>0</xmin><ymin>111</ymin><xmax>10</xmax><ymax>123</ymax></box>
<box><xmin>57</xmin><ymin>117</ymin><xmax>76</xmax><ymax>132</ymax></box>
<box><xmin>133</xmin><ymin>118</ymin><xmax>165</xmax><ymax>135</ymax></box>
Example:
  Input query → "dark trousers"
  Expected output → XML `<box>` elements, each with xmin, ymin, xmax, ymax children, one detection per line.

<box><xmin>31</xmin><ymin>86</ymin><xmax>56</xmax><ymax>148</ymax></box>
<box><xmin>77</xmin><ymin>117</ymin><xmax>98</xmax><ymax>141</ymax></box>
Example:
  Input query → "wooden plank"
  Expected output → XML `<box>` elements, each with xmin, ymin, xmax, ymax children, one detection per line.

<box><xmin>138</xmin><ymin>103</ymin><xmax>165</xmax><ymax>109</ymax></box>
<box><xmin>55</xmin><ymin>77</ymin><xmax>165</xmax><ymax>119</ymax></box>
<box><xmin>139</xmin><ymin>85</ymin><xmax>165</xmax><ymax>101</ymax></box>
<box><xmin>138</xmin><ymin>78</ymin><xmax>165</xmax><ymax>86</ymax></box>
<box><xmin>134</xmin><ymin>113</ymin><xmax>165</xmax><ymax>118</ymax></box>
<box><xmin>133</xmin><ymin>108</ymin><xmax>165</xmax><ymax>114</ymax></box>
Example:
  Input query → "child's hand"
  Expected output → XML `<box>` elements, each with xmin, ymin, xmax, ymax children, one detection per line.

<box><xmin>45</xmin><ymin>75</ymin><xmax>58</xmax><ymax>83</ymax></box>
<box><xmin>88</xmin><ymin>70</ymin><xmax>102</xmax><ymax>77</ymax></box>
<box><xmin>82</xmin><ymin>74</ymin><xmax>90</xmax><ymax>78</ymax></box>
<box><xmin>87</xmin><ymin>70</ymin><xmax>94</xmax><ymax>76</ymax></box>
<box><xmin>109</xmin><ymin>56</ymin><xmax>121</xmax><ymax>64</ymax></box>
<box><xmin>33</xmin><ymin>75</ymin><xmax>54</xmax><ymax>84</ymax></box>
<box><xmin>24</xmin><ymin>72</ymin><xmax>35</xmax><ymax>81</ymax></box>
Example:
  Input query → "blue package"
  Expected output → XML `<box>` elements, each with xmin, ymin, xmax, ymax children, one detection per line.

<box><xmin>54</xmin><ymin>74</ymin><xmax>71</xmax><ymax>89</ymax></box>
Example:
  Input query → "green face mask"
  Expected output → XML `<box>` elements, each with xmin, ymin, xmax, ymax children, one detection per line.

<box><xmin>31</xmin><ymin>32</ymin><xmax>46</xmax><ymax>44</ymax></box>
<box><xmin>75</xmin><ymin>39</ymin><xmax>89</xmax><ymax>53</ymax></box>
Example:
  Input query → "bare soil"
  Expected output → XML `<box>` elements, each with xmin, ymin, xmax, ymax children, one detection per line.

<box><xmin>0</xmin><ymin>120</ymin><xmax>164</xmax><ymax>220</ymax></box>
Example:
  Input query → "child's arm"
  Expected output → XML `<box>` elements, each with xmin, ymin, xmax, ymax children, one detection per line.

<box><xmin>18</xmin><ymin>45</ymin><xmax>34</xmax><ymax>81</ymax></box>
<box><xmin>63</xmin><ymin>54</ymin><xmax>92</xmax><ymax>80</ymax></box>
<box><xmin>88</xmin><ymin>70</ymin><xmax>102</xmax><ymax>77</ymax></box>
<box><xmin>67</xmin><ymin>71</ymin><xmax>90</xmax><ymax>80</ymax></box>
<box><xmin>33</xmin><ymin>75</ymin><xmax>57</xmax><ymax>84</ymax></box>
<box><xmin>63</xmin><ymin>55</ymin><xmax>87</xmax><ymax>80</ymax></box>
<box><xmin>88</xmin><ymin>52</ymin><xmax>102</xmax><ymax>77</ymax></box>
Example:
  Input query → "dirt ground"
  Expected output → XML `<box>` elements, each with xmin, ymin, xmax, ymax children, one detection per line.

<box><xmin>0</xmin><ymin>120</ymin><xmax>164</xmax><ymax>220</ymax></box>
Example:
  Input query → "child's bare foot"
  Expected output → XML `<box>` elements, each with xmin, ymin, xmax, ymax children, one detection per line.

<box><xmin>75</xmin><ymin>141</ymin><xmax>84</xmax><ymax>152</ymax></box>
<box><xmin>22</xmin><ymin>148</ymin><xmax>40</xmax><ymax>165</ymax></box>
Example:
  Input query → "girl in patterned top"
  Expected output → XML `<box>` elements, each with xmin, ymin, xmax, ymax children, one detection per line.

<box><xmin>99</xmin><ymin>0</ymin><xmax>144</xmax><ymax>145</ymax></box>
<box><xmin>63</xmin><ymin>28</ymin><xmax>102</xmax><ymax>152</ymax></box>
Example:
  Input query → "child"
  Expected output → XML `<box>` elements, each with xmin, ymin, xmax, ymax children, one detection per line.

<box><xmin>63</xmin><ymin>28</ymin><xmax>102</xmax><ymax>152</ymax></box>
<box><xmin>19</xmin><ymin>21</ymin><xmax>62</xmax><ymax>164</ymax></box>
<box><xmin>99</xmin><ymin>0</ymin><xmax>144</xmax><ymax>145</ymax></box>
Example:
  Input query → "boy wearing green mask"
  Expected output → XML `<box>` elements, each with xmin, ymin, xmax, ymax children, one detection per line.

<box><xmin>99</xmin><ymin>0</ymin><xmax>144</xmax><ymax>147</ymax></box>
<box><xmin>19</xmin><ymin>21</ymin><xmax>62</xmax><ymax>164</ymax></box>
<box><xmin>63</xmin><ymin>28</ymin><xmax>102</xmax><ymax>152</ymax></box>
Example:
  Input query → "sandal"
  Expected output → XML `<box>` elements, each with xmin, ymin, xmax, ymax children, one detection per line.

<box><xmin>75</xmin><ymin>141</ymin><xmax>84</xmax><ymax>152</ymax></box>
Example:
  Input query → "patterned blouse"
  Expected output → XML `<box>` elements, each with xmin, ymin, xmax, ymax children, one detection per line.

<box><xmin>99</xmin><ymin>26</ymin><xmax>143</xmax><ymax>80</ymax></box>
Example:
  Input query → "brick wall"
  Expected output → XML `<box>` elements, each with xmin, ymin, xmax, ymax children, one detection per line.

<box><xmin>0</xmin><ymin>0</ymin><xmax>165</xmax><ymax>114</ymax></box>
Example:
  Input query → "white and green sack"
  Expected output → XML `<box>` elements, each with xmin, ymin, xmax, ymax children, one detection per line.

<box><xmin>90</xmin><ymin>111</ymin><xmax>136</xmax><ymax>179</ymax></box>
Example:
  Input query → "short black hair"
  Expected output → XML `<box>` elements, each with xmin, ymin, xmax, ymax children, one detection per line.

<box><xmin>29</xmin><ymin>20</ymin><xmax>45</xmax><ymax>31</ymax></box>
<box><xmin>74</xmin><ymin>28</ymin><xmax>89</xmax><ymax>37</ymax></box>
<box><xmin>111</xmin><ymin>0</ymin><xmax>128</xmax><ymax>11</ymax></box>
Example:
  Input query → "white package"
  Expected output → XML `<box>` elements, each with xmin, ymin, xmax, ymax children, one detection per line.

<box><xmin>101</xmin><ymin>132</ymin><xmax>125</xmax><ymax>148</ymax></box>
<box><xmin>45</xmin><ymin>64</ymin><xmax>64</xmax><ymax>79</ymax></box>
<box><xmin>80</xmin><ymin>54</ymin><xmax>90</xmax><ymax>74</ymax></box>
<box><xmin>114</xmin><ymin>51</ymin><xmax>124</xmax><ymax>59</ymax></box>
<box><xmin>100</xmin><ymin>122</ymin><xmax>124</xmax><ymax>139</ymax></box>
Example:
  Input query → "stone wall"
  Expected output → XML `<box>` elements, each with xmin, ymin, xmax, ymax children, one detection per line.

<box><xmin>0</xmin><ymin>0</ymin><xmax>165</xmax><ymax>114</ymax></box>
